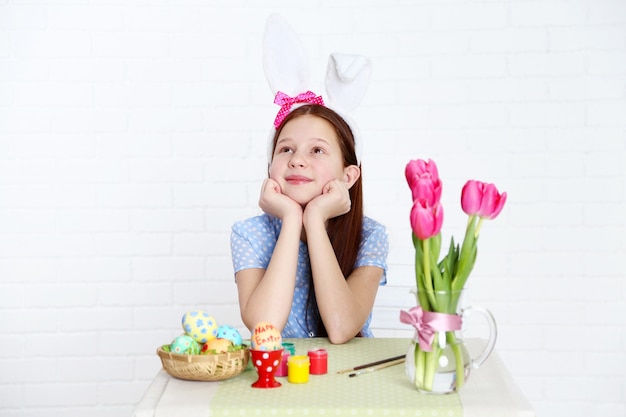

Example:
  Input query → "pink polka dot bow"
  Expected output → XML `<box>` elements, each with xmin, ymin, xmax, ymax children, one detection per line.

<box><xmin>273</xmin><ymin>90</ymin><xmax>325</xmax><ymax>128</ymax></box>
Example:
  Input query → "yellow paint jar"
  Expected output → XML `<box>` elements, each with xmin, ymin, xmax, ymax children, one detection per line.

<box><xmin>287</xmin><ymin>355</ymin><xmax>310</xmax><ymax>384</ymax></box>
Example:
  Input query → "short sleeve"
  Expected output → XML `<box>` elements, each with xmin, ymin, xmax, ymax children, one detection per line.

<box><xmin>355</xmin><ymin>217</ymin><xmax>389</xmax><ymax>285</ymax></box>
<box><xmin>230</xmin><ymin>215</ymin><xmax>278</xmax><ymax>275</ymax></box>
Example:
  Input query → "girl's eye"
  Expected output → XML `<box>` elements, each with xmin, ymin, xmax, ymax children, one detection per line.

<box><xmin>312</xmin><ymin>147</ymin><xmax>325</xmax><ymax>154</ymax></box>
<box><xmin>278</xmin><ymin>147</ymin><xmax>293</xmax><ymax>154</ymax></box>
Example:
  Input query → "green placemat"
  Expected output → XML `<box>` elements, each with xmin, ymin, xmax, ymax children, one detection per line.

<box><xmin>209</xmin><ymin>338</ymin><xmax>462</xmax><ymax>417</ymax></box>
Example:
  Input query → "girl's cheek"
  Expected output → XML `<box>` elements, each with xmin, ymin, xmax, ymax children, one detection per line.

<box><xmin>268</xmin><ymin>165</ymin><xmax>280</xmax><ymax>181</ymax></box>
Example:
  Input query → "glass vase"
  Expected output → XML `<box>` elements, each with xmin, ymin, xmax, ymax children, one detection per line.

<box><xmin>404</xmin><ymin>289</ymin><xmax>497</xmax><ymax>394</ymax></box>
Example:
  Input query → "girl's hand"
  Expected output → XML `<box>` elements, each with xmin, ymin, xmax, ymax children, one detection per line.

<box><xmin>304</xmin><ymin>179</ymin><xmax>351</xmax><ymax>223</ymax></box>
<box><xmin>258</xmin><ymin>178</ymin><xmax>303</xmax><ymax>220</ymax></box>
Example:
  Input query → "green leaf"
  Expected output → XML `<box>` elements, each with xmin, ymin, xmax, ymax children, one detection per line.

<box><xmin>428</xmin><ymin>236</ymin><xmax>441</xmax><ymax>278</ymax></box>
<box><xmin>430</xmin><ymin>233</ymin><xmax>442</xmax><ymax>264</ymax></box>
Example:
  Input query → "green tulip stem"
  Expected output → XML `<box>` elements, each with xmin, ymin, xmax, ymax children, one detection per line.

<box><xmin>422</xmin><ymin>239</ymin><xmax>438</xmax><ymax>311</ymax></box>
<box><xmin>414</xmin><ymin>343</ymin><xmax>425</xmax><ymax>389</ymax></box>
<box><xmin>423</xmin><ymin>344</ymin><xmax>439</xmax><ymax>392</ymax></box>
<box><xmin>447</xmin><ymin>331</ymin><xmax>465</xmax><ymax>389</ymax></box>
<box><xmin>474</xmin><ymin>217</ymin><xmax>484</xmax><ymax>239</ymax></box>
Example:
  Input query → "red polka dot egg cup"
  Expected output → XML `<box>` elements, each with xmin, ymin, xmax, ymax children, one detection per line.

<box><xmin>250</xmin><ymin>349</ymin><xmax>284</xmax><ymax>388</ymax></box>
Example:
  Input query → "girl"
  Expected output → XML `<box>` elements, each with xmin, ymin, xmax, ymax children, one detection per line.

<box><xmin>230</xmin><ymin>104</ymin><xmax>388</xmax><ymax>344</ymax></box>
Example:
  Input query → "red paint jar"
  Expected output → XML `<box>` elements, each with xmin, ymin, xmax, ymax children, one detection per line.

<box><xmin>307</xmin><ymin>348</ymin><xmax>328</xmax><ymax>375</ymax></box>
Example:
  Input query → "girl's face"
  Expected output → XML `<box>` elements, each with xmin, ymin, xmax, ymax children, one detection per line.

<box><xmin>269</xmin><ymin>114</ymin><xmax>349</xmax><ymax>206</ymax></box>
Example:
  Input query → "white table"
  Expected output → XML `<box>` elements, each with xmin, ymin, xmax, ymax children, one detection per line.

<box><xmin>134</xmin><ymin>338</ymin><xmax>534</xmax><ymax>417</ymax></box>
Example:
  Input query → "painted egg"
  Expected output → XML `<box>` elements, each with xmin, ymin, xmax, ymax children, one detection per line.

<box><xmin>251</xmin><ymin>321</ymin><xmax>282</xmax><ymax>351</ymax></box>
<box><xmin>201</xmin><ymin>338</ymin><xmax>233</xmax><ymax>354</ymax></box>
<box><xmin>217</xmin><ymin>325</ymin><xmax>243</xmax><ymax>346</ymax></box>
<box><xmin>169</xmin><ymin>334</ymin><xmax>201</xmax><ymax>354</ymax></box>
<box><xmin>182</xmin><ymin>310</ymin><xmax>218</xmax><ymax>344</ymax></box>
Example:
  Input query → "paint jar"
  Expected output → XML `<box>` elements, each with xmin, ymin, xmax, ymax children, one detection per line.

<box><xmin>281</xmin><ymin>342</ymin><xmax>295</xmax><ymax>356</ymax></box>
<box><xmin>275</xmin><ymin>350</ymin><xmax>290</xmax><ymax>377</ymax></box>
<box><xmin>287</xmin><ymin>355</ymin><xmax>310</xmax><ymax>384</ymax></box>
<box><xmin>307</xmin><ymin>348</ymin><xmax>328</xmax><ymax>375</ymax></box>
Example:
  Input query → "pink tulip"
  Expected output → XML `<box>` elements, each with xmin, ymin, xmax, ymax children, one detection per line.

<box><xmin>405</xmin><ymin>159</ymin><xmax>442</xmax><ymax>205</ymax></box>
<box><xmin>410</xmin><ymin>199</ymin><xmax>444</xmax><ymax>240</ymax></box>
<box><xmin>461</xmin><ymin>180</ymin><xmax>507</xmax><ymax>219</ymax></box>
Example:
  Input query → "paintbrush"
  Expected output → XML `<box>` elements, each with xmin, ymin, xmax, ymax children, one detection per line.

<box><xmin>348</xmin><ymin>358</ymin><xmax>405</xmax><ymax>377</ymax></box>
<box><xmin>336</xmin><ymin>354</ymin><xmax>406</xmax><ymax>374</ymax></box>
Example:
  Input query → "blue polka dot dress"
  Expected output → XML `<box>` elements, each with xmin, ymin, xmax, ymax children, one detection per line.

<box><xmin>230</xmin><ymin>213</ymin><xmax>388</xmax><ymax>338</ymax></box>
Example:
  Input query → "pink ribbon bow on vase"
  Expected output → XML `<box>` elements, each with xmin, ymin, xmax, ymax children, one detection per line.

<box><xmin>273</xmin><ymin>90</ymin><xmax>325</xmax><ymax>128</ymax></box>
<box><xmin>399</xmin><ymin>307</ymin><xmax>462</xmax><ymax>352</ymax></box>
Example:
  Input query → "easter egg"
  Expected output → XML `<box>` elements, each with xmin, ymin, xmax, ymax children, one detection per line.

<box><xmin>251</xmin><ymin>321</ymin><xmax>282</xmax><ymax>351</ymax></box>
<box><xmin>170</xmin><ymin>334</ymin><xmax>201</xmax><ymax>354</ymax></box>
<box><xmin>182</xmin><ymin>310</ymin><xmax>218</xmax><ymax>344</ymax></box>
<box><xmin>217</xmin><ymin>325</ymin><xmax>243</xmax><ymax>346</ymax></box>
<box><xmin>201</xmin><ymin>338</ymin><xmax>233</xmax><ymax>354</ymax></box>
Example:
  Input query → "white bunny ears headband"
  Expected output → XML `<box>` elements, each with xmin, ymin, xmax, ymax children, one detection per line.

<box><xmin>263</xmin><ymin>14</ymin><xmax>372</xmax><ymax>165</ymax></box>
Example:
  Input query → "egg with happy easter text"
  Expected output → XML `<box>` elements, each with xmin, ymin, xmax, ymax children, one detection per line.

<box><xmin>169</xmin><ymin>334</ymin><xmax>201</xmax><ymax>354</ymax></box>
<box><xmin>182</xmin><ymin>310</ymin><xmax>218</xmax><ymax>344</ymax></box>
<box><xmin>251</xmin><ymin>321</ymin><xmax>282</xmax><ymax>351</ymax></box>
<box><xmin>216</xmin><ymin>325</ymin><xmax>243</xmax><ymax>346</ymax></box>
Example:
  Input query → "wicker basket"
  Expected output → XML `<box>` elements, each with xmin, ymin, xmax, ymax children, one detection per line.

<box><xmin>157</xmin><ymin>347</ymin><xmax>250</xmax><ymax>381</ymax></box>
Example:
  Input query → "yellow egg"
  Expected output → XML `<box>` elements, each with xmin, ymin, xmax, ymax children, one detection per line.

<box><xmin>251</xmin><ymin>321</ymin><xmax>282</xmax><ymax>351</ymax></box>
<box><xmin>182</xmin><ymin>310</ymin><xmax>218</xmax><ymax>344</ymax></box>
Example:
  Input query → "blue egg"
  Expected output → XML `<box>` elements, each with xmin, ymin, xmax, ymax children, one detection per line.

<box><xmin>216</xmin><ymin>325</ymin><xmax>243</xmax><ymax>346</ymax></box>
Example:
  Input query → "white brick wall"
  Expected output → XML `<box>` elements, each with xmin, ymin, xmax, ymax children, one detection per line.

<box><xmin>1</xmin><ymin>1</ymin><xmax>625</xmax><ymax>416</ymax></box>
